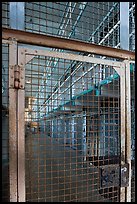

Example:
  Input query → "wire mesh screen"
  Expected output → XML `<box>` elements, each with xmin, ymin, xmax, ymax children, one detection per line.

<box><xmin>2</xmin><ymin>2</ymin><xmax>10</xmax><ymax>28</ymax></box>
<box><xmin>25</xmin><ymin>2</ymin><xmax>120</xmax><ymax>48</ymax></box>
<box><xmin>2</xmin><ymin>2</ymin><xmax>135</xmax><ymax>51</ymax></box>
<box><xmin>25</xmin><ymin>51</ymin><xmax>121</xmax><ymax>202</ymax></box>
<box><xmin>130</xmin><ymin>63</ymin><xmax>135</xmax><ymax>202</ymax></box>
<box><xmin>129</xmin><ymin>2</ymin><xmax>135</xmax><ymax>52</ymax></box>
<box><xmin>2</xmin><ymin>43</ymin><xmax>10</xmax><ymax>202</ymax></box>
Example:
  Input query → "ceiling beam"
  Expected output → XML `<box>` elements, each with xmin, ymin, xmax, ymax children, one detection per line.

<box><xmin>2</xmin><ymin>27</ymin><xmax>135</xmax><ymax>60</ymax></box>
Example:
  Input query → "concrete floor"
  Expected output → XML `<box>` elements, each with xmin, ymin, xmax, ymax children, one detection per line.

<box><xmin>25</xmin><ymin>132</ymin><xmax>112</xmax><ymax>202</ymax></box>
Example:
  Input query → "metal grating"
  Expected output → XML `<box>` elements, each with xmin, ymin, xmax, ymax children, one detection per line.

<box><xmin>2</xmin><ymin>43</ymin><xmax>10</xmax><ymax>202</ymax></box>
<box><xmin>2</xmin><ymin>2</ymin><xmax>135</xmax><ymax>51</ymax></box>
<box><xmin>25</xmin><ymin>2</ymin><xmax>120</xmax><ymax>48</ymax></box>
<box><xmin>130</xmin><ymin>63</ymin><xmax>135</xmax><ymax>202</ymax></box>
<box><xmin>2</xmin><ymin>2</ymin><xmax>10</xmax><ymax>28</ymax></box>
<box><xmin>25</xmin><ymin>50</ymin><xmax>121</xmax><ymax>202</ymax></box>
<box><xmin>129</xmin><ymin>2</ymin><xmax>135</xmax><ymax>52</ymax></box>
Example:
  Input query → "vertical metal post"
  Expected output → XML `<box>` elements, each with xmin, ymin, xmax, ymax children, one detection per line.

<box><xmin>17</xmin><ymin>49</ymin><xmax>26</xmax><ymax>201</ymax></box>
<box><xmin>125</xmin><ymin>60</ymin><xmax>131</xmax><ymax>201</ymax></box>
<box><xmin>120</xmin><ymin>67</ymin><xmax>126</xmax><ymax>202</ymax></box>
<box><xmin>120</xmin><ymin>2</ymin><xmax>129</xmax><ymax>50</ymax></box>
<box><xmin>9</xmin><ymin>2</ymin><xmax>25</xmax><ymax>30</ymax></box>
<box><xmin>9</xmin><ymin>39</ymin><xmax>18</xmax><ymax>201</ymax></box>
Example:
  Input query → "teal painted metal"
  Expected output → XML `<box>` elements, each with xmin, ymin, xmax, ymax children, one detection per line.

<box><xmin>99</xmin><ymin>73</ymin><xmax>119</xmax><ymax>86</ymax></box>
<box><xmin>72</xmin><ymin>86</ymin><xmax>95</xmax><ymax>100</ymax></box>
<box><xmin>130</xmin><ymin>63</ymin><xmax>134</xmax><ymax>72</ymax></box>
<box><xmin>46</xmin><ymin>65</ymin><xmax>134</xmax><ymax>117</ymax></box>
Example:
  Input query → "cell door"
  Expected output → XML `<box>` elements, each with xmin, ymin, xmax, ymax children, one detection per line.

<box><xmin>6</xmin><ymin>41</ymin><xmax>132</xmax><ymax>202</ymax></box>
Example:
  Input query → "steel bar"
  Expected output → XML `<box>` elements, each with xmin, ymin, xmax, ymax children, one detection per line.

<box><xmin>120</xmin><ymin>2</ymin><xmax>129</xmax><ymax>50</ymax></box>
<box><xmin>9</xmin><ymin>39</ymin><xmax>18</xmax><ymax>202</ymax></box>
<box><xmin>9</xmin><ymin>2</ymin><xmax>25</xmax><ymax>30</ymax></box>
<box><xmin>17</xmin><ymin>50</ymin><xmax>25</xmax><ymax>202</ymax></box>
<box><xmin>24</xmin><ymin>48</ymin><xmax>123</xmax><ymax>67</ymax></box>
<box><xmin>2</xmin><ymin>28</ymin><xmax>135</xmax><ymax>60</ymax></box>
<box><xmin>120</xmin><ymin>66</ymin><xmax>126</xmax><ymax>202</ymax></box>
<box><xmin>125</xmin><ymin>60</ymin><xmax>131</xmax><ymax>202</ymax></box>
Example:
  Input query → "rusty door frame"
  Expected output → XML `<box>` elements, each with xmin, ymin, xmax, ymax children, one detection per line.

<box><xmin>17</xmin><ymin>47</ymin><xmax>25</xmax><ymax>202</ymax></box>
<box><xmin>3</xmin><ymin>37</ymin><xmax>132</xmax><ymax>201</ymax></box>
<box><xmin>2</xmin><ymin>39</ymin><xmax>18</xmax><ymax>201</ymax></box>
<box><xmin>8</xmin><ymin>39</ymin><xmax>18</xmax><ymax>202</ymax></box>
<box><xmin>2</xmin><ymin>38</ymin><xmax>26</xmax><ymax>202</ymax></box>
<box><xmin>125</xmin><ymin>60</ymin><xmax>132</xmax><ymax>202</ymax></box>
<box><xmin>18</xmin><ymin>46</ymin><xmax>132</xmax><ymax>202</ymax></box>
<box><xmin>2</xmin><ymin>27</ymin><xmax>135</xmax><ymax>60</ymax></box>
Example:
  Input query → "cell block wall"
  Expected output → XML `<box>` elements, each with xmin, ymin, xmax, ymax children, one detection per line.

<box><xmin>2</xmin><ymin>43</ymin><xmax>10</xmax><ymax>202</ymax></box>
<box><xmin>25</xmin><ymin>50</ymin><xmax>121</xmax><ymax>202</ymax></box>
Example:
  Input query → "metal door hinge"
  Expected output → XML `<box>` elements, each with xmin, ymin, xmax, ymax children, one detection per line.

<box><xmin>9</xmin><ymin>65</ymin><xmax>24</xmax><ymax>89</ymax></box>
<box><xmin>100</xmin><ymin>163</ymin><xmax>129</xmax><ymax>188</ymax></box>
<box><xmin>14</xmin><ymin>65</ymin><xmax>22</xmax><ymax>89</ymax></box>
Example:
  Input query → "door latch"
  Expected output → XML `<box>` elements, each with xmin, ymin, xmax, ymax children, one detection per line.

<box><xmin>120</xmin><ymin>163</ymin><xmax>129</xmax><ymax>187</ymax></box>
<box><xmin>100</xmin><ymin>163</ymin><xmax>129</xmax><ymax>188</ymax></box>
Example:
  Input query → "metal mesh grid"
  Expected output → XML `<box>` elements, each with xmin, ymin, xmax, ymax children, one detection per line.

<box><xmin>130</xmin><ymin>63</ymin><xmax>135</xmax><ymax>202</ymax></box>
<box><xmin>2</xmin><ymin>2</ymin><xmax>10</xmax><ymax>28</ymax></box>
<box><xmin>2</xmin><ymin>2</ymin><xmax>135</xmax><ymax>51</ymax></box>
<box><xmin>25</xmin><ymin>50</ymin><xmax>121</xmax><ymax>202</ymax></box>
<box><xmin>129</xmin><ymin>2</ymin><xmax>135</xmax><ymax>52</ymax></box>
<box><xmin>25</xmin><ymin>2</ymin><xmax>120</xmax><ymax>48</ymax></box>
<box><xmin>2</xmin><ymin>43</ymin><xmax>10</xmax><ymax>202</ymax></box>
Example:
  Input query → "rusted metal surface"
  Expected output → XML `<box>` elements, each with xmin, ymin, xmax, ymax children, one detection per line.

<box><xmin>100</xmin><ymin>163</ymin><xmax>129</xmax><ymax>188</ymax></box>
<box><xmin>9</xmin><ymin>40</ymin><xmax>18</xmax><ymax>202</ymax></box>
<box><xmin>100</xmin><ymin>164</ymin><xmax>120</xmax><ymax>188</ymax></box>
<box><xmin>2</xmin><ymin>27</ymin><xmax>135</xmax><ymax>60</ymax></box>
